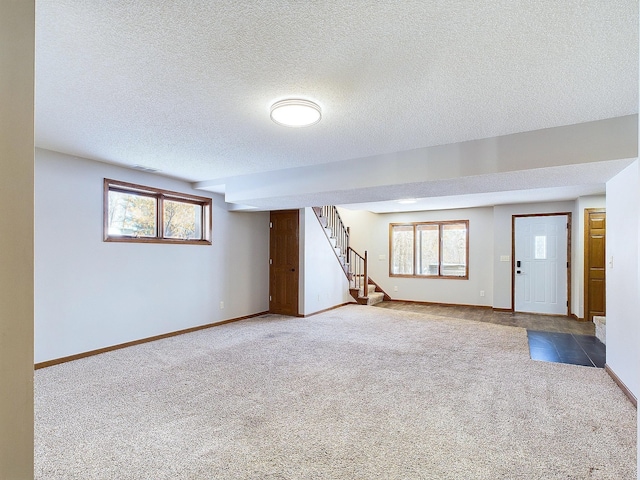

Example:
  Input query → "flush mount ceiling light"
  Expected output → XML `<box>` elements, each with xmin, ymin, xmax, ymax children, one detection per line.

<box><xmin>270</xmin><ymin>99</ymin><xmax>321</xmax><ymax>127</ymax></box>
<box><xmin>397</xmin><ymin>198</ymin><xmax>418</xmax><ymax>204</ymax></box>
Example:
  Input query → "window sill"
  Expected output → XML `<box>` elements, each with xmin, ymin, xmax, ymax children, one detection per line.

<box><xmin>104</xmin><ymin>236</ymin><xmax>212</xmax><ymax>246</ymax></box>
<box><xmin>389</xmin><ymin>273</ymin><xmax>468</xmax><ymax>280</ymax></box>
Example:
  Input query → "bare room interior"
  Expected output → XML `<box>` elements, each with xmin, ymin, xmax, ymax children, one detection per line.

<box><xmin>1</xmin><ymin>2</ymin><xmax>639</xmax><ymax>478</ymax></box>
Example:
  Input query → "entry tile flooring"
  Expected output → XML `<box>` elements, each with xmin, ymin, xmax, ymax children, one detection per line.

<box><xmin>527</xmin><ymin>331</ymin><xmax>606</xmax><ymax>368</ymax></box>
<box><xmin>375</xmin><ymin>301</ymin><xmax>605</xmax><ymax>368</ymax></box>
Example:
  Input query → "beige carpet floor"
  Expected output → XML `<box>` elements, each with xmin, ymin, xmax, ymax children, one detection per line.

<box><xmin>35</xmin><ymin>305</ymin><xmax>636</xmax><ymax>479</ymax></box>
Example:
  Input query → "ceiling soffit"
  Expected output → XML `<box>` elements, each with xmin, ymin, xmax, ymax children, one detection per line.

<box><xmin>193</xmin><ymin>116</ymin><xmax>638</xmax><ymax>211</ymax></box>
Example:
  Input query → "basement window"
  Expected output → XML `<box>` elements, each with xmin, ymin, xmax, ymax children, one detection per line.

<box><xmin>390</xmin><ymin>221</ymin><xmax>469</xmax><ymax>279</ymax></box>
<box><xmin>104</xmin><ymin>179</ymin><xmax>212</xmax><ymax>245</ymax></box>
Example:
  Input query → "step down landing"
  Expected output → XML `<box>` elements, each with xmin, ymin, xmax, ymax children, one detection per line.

<box><xmin>351</xmin><ymin>284</ymin><xmax>384</xmax><ymax>306</ymax></box>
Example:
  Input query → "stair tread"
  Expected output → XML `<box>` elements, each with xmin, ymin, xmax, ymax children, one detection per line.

<box><xmin>358</xmin><ymin>285</ymin><xmax>378</xmax><ymax>295</ymax></box>
<box><xmin>364</xmin><ymin>292</ymin><xmax>384</xmax><ymax>298</ymax></box>
<box><xmin>357</xmin><ymin>291</ymin><xmax>384</xmax><ymax>306</ymax></box>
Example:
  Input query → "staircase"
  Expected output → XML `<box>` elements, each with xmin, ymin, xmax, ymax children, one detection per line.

<box><xmin>313</xmin><ymin>206</ymin><xmax>390</xmax><ymax>306</ymax></box>
<box><xmin>351</xmin><ymin>282</ymin><xmax>386</xmax><ymax>306</ymax></box>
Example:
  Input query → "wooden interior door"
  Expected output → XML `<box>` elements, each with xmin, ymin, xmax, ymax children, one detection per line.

<box><xmin>584</xmin><ymin>209</ymin><xmax>606</xmax><ymax>322</ymax></box>
<box><xmin>269</xmin><ymin>210</ymin><xmax>299</xmax><ymax>316</ymax></box>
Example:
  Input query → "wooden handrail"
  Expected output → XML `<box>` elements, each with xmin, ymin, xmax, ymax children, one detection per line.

<box><xmin>313</xmin><ymin>206</ymin><xmax>351</xmax><ymax>277</ymax></box>
<box><xmin>347</xmin><ymin>247</ymin><xmax>368</xmax><ymax>297</ymax></box>
<box><xmin>319</xmin><ymin>206</ymin><xmax>349</xmax><ymax>257</ymax></box>
<box><xmin>313</xmin><ymin>206</ymin><xmax>369</xmax><ymax>296</ymax></box>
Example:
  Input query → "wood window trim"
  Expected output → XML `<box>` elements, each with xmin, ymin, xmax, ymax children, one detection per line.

<box><xmin>104</xmin><ymin>178</ymin><xmax>212</xmax><ymax>245</ymax></box>
<box><xmin>389</xmin><ymin>220</ymin><xmax>469</xmax><ymax>280</ymax></box>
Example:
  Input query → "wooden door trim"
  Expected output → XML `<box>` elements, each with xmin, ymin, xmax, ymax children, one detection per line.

<box><xmin>584</xmin><ymin>208</ymin><xmax>606</xmax><ymax>323</ymax></box>
<box><xmin>511</xmin><ymin>212</ymin><xmax>572</xmax><ymax>315</ymax></box>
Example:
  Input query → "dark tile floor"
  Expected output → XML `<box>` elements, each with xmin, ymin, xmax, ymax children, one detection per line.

<box><xmin>527</xmin><ymin>330</ymin><xmax>606</xmax><ymax>368</ymax></box>
<box><xmin>375</xmin><ymin>301</ymin><xmax>605</xmax><ymax>368</ymax></box>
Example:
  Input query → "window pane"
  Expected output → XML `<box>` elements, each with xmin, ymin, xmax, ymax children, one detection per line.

<box><xmin>163</xmin><ymin>200</ymin><xmax>202</xmax><ymax>240</ymax></box>
<box><xmin>441</xmin><ymin>223</ymin><xmax>467</xmax><ymax>277</ymax></box>
<box><xmin>391</xmin><ymin>225</ymin><xmax>414</xmax><ymax>274</ymax></box>
<box><xmin>534</xmin><ymin>235</ymin><xmax>547</xmax><ymax>259</ymax></box>
<box><xmin>417</xmin><ymin>224</ymin><xmax>439</xmax><ymax>275</ymax></box>
<box><xmin>107</xmin><ymin>191</ymin><xmax>156</xmax><ymax>237</ymax></box>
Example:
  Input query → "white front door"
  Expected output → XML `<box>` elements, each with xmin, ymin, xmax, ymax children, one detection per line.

<box><xmin>514</xmin><ymin>215</ymin><xmax>568</xmax><ymax>315</ymax></box>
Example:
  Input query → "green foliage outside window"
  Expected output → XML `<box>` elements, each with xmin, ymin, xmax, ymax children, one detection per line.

<box><xmin>108</xmin><ymin>191</ymin><xmax>157</xmax><ymax>237</ymax></box>
<box><xmin>390</xmin><ymin>221</ymin><xmax>468</xmax><ymax>278</ymax></box>
<box><xmin>104</xmin><ymin>179</ymin><xmax>211</xmax><ymax>245</ymax></box>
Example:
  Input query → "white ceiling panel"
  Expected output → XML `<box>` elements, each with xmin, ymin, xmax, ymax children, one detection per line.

<box><xmin>35</xmin><ymin>1</ymin><xmax>638</xmax><ymax>210</ymax></box>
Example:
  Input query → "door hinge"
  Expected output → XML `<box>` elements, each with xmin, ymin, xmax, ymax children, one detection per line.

<box><xmin>567</xmin><ymin>261</ymin><xmax>569</xmax><ymax>268</ymax></box>
<box><xmin>269</xmin><ymin>258</ymin><xmax>272</xmax><ymax>265</ymax></box>
<box><xmin>269</xmin><ymin>295</ymin><xmax>272</xmax><ymax>301</ymax></box>
<box><xmin>270</xmin><ymin>222</ymin><xmax>273</xmax><ymax>228</ymax></box>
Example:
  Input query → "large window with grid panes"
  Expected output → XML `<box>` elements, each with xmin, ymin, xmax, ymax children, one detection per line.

<box><xmin>389</xmin><ymin>221</ymin><xmax>468</xmax><ymax>279</ymax></box>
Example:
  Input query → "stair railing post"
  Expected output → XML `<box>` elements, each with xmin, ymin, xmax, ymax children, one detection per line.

<box><xmin>363</xmin><ymin>250</ymin><xmax>368</xmax><ymax>297</ymax></box>
<box><xmin>331</xmin><ymin>206</ymin><xmax>336</xmax><ymax>233</ymax></box>
<box><xmin>346</xmin><ymin>226</ymin><xmax>350</xmax><ymax>253</ymax></box>
<box><xmin>356</xmin><ymin>249</ymin><xmax>360</xmax><ymax>289</ymax></box>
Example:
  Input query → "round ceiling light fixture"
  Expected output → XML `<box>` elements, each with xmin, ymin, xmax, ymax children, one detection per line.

<box><xmin>270</xmin><ymin>99</ymin><xmax>321</xmax><ymax>127</ymax></box>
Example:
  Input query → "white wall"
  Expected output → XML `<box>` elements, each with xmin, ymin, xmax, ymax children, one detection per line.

<box><xmin>342</xmin><ymin>200</ymin><xmax>592</xmax><ymax>313</ymax></box>
<box><xmin>300</xmin><ymin>208</ymin><xmax>352</xmax><ymax>315</ymax></box>
<box><xmin>35</xmin><ymin>149</ymin><xmax>270</xmax><ymax>363</ymax></box>
<box><xmin>572</xmin><ymin>195</ymin><xmax>606</xmax><ymax>319</ymax></box>
<box><xmin>636</xmin><ymin>24</ymin><xmax>639</xmax><ymax>479</ymax></box>
<box><xmin>339</xmin><ymin>207</ymin><xmax>494</xmax><ymax>306</ymax></box>
<box><xmin>0</xmin><ymin>1</ymin><xmax>35</xmax><ymax>476</ymax></box>
<box><xmin>492</xmin><ymin>201</ymin><xmax>575</xmax><ymax>310</ymax></box>
<box><xmin>637</xmin><ymin>148</ymin><xmax>640</xmax><ymax>480</ymax></box>
<box><xmin>605</xmin><ymin>160</ymin><xmax>639</xmax><ymax>398</ymax></box>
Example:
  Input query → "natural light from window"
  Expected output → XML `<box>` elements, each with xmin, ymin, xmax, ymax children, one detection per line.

<box><xmin>390</xmin><ymin>221</ymin><xmax>468</xmax><ymax>278</ymax></box>
<box><xmin>104</xmin><ymin>179</ymin><xmax>212</xmax><ymax>245</ymax></box>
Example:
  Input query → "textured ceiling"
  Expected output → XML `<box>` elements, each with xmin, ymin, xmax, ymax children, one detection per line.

<box><xmin>35</xmin><ymin>1</ymin><xmax>638</xmax><ymax>210</ymax></box>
